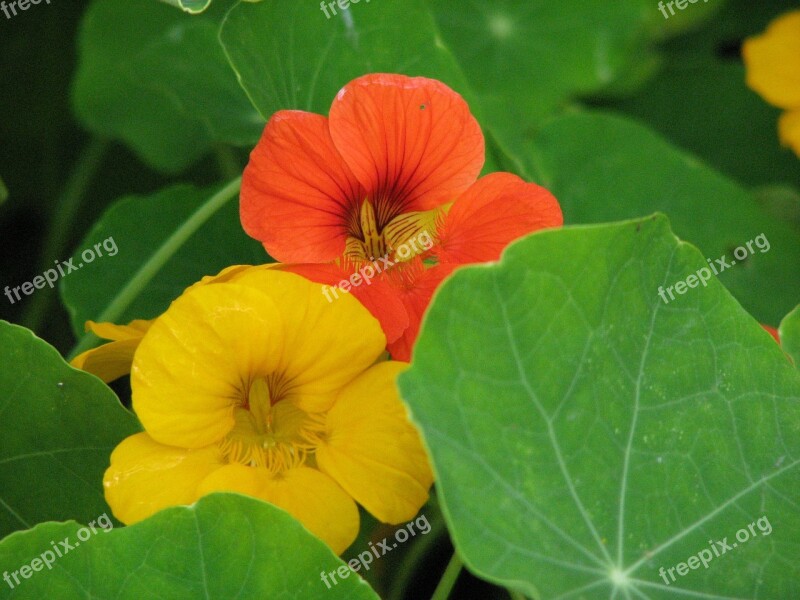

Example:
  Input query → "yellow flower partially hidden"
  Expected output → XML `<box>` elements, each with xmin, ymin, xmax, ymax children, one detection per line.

<box><xmin>70</xmin><ymin>320</ymin><xmax>153</xmax><ymax>383</ymax></box>
<box><xmin>743</xmin><ymin>10</ymin><xmax>800</xmax><ymax>157</ymax></box>
<box><xmin>103</xmin><ymin>269</ymin><xmax>432</xmax><ymax>554</ymax></box>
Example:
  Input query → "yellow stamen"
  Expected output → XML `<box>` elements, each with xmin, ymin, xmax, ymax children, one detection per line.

<box><xmin>219</xmin><ymin>377</ymin><xmax>325</xmax><ymax>474</ymax></box>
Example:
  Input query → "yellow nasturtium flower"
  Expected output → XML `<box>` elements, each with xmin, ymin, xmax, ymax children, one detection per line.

<box><xmin>743</xmin><ymin>10</ymin><xmax>800</xmax><ymax>157</ymax></box>
<box><xmin>102</xmin><ymin>268</ymin><xmax>433</xmax><ymax>554</ymax></box>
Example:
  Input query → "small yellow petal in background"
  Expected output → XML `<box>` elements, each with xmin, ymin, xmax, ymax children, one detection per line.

<box><xmin>779</xmin><ymin>108</ymin><xmax>800</xmax><ymax>157</ymax></box>
<box><xmin>103</xmin><ymin>432</ymin><xmax>224</xmax><ymax>525</ymax></box>
<box><xmin>132</xmin><ymin>283</ymin><xmax>286</xmax><ymax>449</ymax></box>
<box><xmin>743</xmin><ymin>10</ymin><xmax>800</xmax><ymax>109</ymax></box>
<box><xmin>85</xmin><ymin>319</ymin><xmax>153</xmax><ymax>341</ymax></box>
<box><xmin>70</xmin><ymin>319</ymin><xmax>153</xmax><ymax>383</ymax></box>
<box><xmin>229</xmin><ymin>270</ymin><xmax>387</xmax><ymax>412</ymax></box>
<box><xmin>71</xmin><ymin>338</ymin><xmax>145</xmax><ymax>383</ymax></box>
<box><xmin>317</xmin><ymin>361</ymin><xmax>433</xmax><ymax>524</ymax></box>
<box><xmin>198</xmin><ymin>464</ymin><xmax>359</xmax><ymax>554</ymax></box>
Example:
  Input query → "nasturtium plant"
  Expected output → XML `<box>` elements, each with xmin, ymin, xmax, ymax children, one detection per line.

<box><xmin>2</xmin><ymin>0</ymin><xmax>798</xmax><ymax>598</ymax></box>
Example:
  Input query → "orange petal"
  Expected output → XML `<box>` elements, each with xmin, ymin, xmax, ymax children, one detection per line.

<box><xmin>241</xmin><ymin>110</ymin><xmax>365</xmax><ymax>262</ymax></box>
<box><xmin>328</xmin><ymin>74</ymin><xmax>484</xmax><ymax>219</ymax></box>
<box><xmin>198</xmin><ymin>465</ymin><xmax>359</xmax><ymax>554</ymax></box>
<box><xmin>317</xmin><ymin>361</ymin><xmax>433</xmax><ymax>524</ymax></box>
<box><xmin>435</xmin><ymin>172</ymin><xmax>563</xmax><ymax>265</ymax></box>
<box><xmin>274</xmin><ymin>262</ymin><xmax>409</xmax><ymax>344</ymax></box>
<box><xmin>386</xmin><ymin>262</ymin><xmax>458</xmax><ymax>362</ymax></box>
<box><xmin>762</xmin><ymin>324</ymin><xmax>781</xmax><ymax>344</ymax></box>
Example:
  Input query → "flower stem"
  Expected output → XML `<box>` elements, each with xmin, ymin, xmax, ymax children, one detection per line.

<box><xmin>430</xmin><ymin>551</ymin><xmax>462</xmax><ymax>600</ymax></box>
<box><xmin>67</xmin><ymin>176</ymin><xmax>242</xmax><ymax>359</ymax></box>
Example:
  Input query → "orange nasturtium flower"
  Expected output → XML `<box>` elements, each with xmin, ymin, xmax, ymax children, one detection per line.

<box><xmin>743</xmin><ymin>10</ymin><xmax>800</xmax><ymax>157</ymax></box>
<box><xmin>241</xmin><ymin>73</ymin><xmax>563</xmax><ymax>360</ymax></box>
<box><xmin>102</xmin><ymin>268</ymin><xmax>432</xmax><ymax>554</ymax></box>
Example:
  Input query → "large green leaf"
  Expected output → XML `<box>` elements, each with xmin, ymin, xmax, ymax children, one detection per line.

<box><xmin>525</xmin><ymin>110</ymin><xmax>800</xmax><ymax>326</ymax></box>
<box><xmin>0</xmin><ymin>493</ymin><xmax>380</xmax><ymax>599</ymax></box>
<box><xmin>400</xmin><ymin>215</ymin><xmax>800</xmax><ymax>597</ymax></box>
<box><xmin>73</xmin><ymin>0</ymin><xmax>262</xmax><ymax>173</ymax></box>
<box><xmin>60</xmin><ymin>181</ymin><xmax>266</xmax><ymax>343</ymax></box>
<box><xmin>0</xmin><ymin>322</ymin><xmax>140</xmax><ymax>539</ymax></box>
<box><xmin>780</xmin><ymin>305</ymin><xmax>800</xmax><ymax>367</ymax></box>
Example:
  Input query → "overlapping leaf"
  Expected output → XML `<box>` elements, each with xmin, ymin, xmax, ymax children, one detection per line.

<box><xmin>400</xmin><ymin>215</ymin><xmax>800</xmax><ymax>597</ymax></box>
<box><xmin>0</xmin><ymin>322</ymin><xmax>140</xmax><ymax>539</ymax></box>
<box><xmin>0</xmin><ymin>494</ymin><xmax>380</xmax><ymax>599</ymax></box>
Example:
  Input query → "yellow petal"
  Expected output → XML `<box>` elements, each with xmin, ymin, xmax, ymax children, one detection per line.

<box><xmin>70</xmin><ymin>319</ymin><xmax>153</xmax><ymax>383</ymax></box>
<box><xmin>71</xmin><ymin>338</ymin><xmax>145</xmax><ymax>384</ymax></box>
<box><xmin>132</xmin><ymin>283</ymin><xmax>286</xmax><ymax>449</ymax></box>
<box><xmin>85</xmin><ymin>319</ymin><xmax>153</xmax><ymax>341</ymax></box>
<box><xmin>103</xmin><ymin>432</ymin><xmax>224</xmax><ymax>525</ymax></box>
<box><xmin>198</xmin><ymin>465</ymin><xmax>359</xmax><ymax>554</ymax></box>
<box><xmin>316</xmin><ymin>361</ymin><xmax>433</xmax><ymax>524</ymax></box>
<box><xmin>779</xmin><ymin>108</ymin><xmax>800</xmax><ymax>157</ymax></box>
<box><xmin>228</xmin><ymin>270</ymin><xmax>387</xmax><ymax>412</ymax></box>
<box><xmin>743</xmin><ymin>10</ymin><xmax>800</xmax><ymax>109</ymax></box>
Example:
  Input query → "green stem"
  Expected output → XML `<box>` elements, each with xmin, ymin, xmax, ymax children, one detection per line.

<box><xmin>21</xmin><ymin>138</ymin><xmax>109</xmax><ymax>331</ymax></box>
<box><xmin>430</xmin><ymin>551</ymin><xmax>462</xmax><ymax>600</ymax></box>
<box><xmin>67</xmin><ymin>176</ymin><xmax>242</xmax><ymax>359</ymax></box>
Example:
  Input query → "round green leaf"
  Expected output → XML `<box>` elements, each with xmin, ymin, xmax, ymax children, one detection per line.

<box><xmin>0</xmin><ymin>322</ymin><xmax>140</xmax><ymax>539</ymax></box>
<box><xmin>0</xmin><ymin>493</ymin><xmax>380</xmax><ymax>599</ymax></box>
<box><xmin>400</xmin><ymin>215</ymin><xmax>800</xmax><ymax>597</ymax></box>
<box><xmin>73</xmin><ymin>0</ymin><xmax>262</xmax><ymax>173</ymax></box>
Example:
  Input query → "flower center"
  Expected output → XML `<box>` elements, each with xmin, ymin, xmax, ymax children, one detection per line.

<box><xmin>345</xmin><ymin>200</ymin><xmax>441</xmax><ymax>263</ymax></box>
<box><xmin>219</xmin><ymin>377</ymin><xmax>324</xmax><ymax>473</ymax></box>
